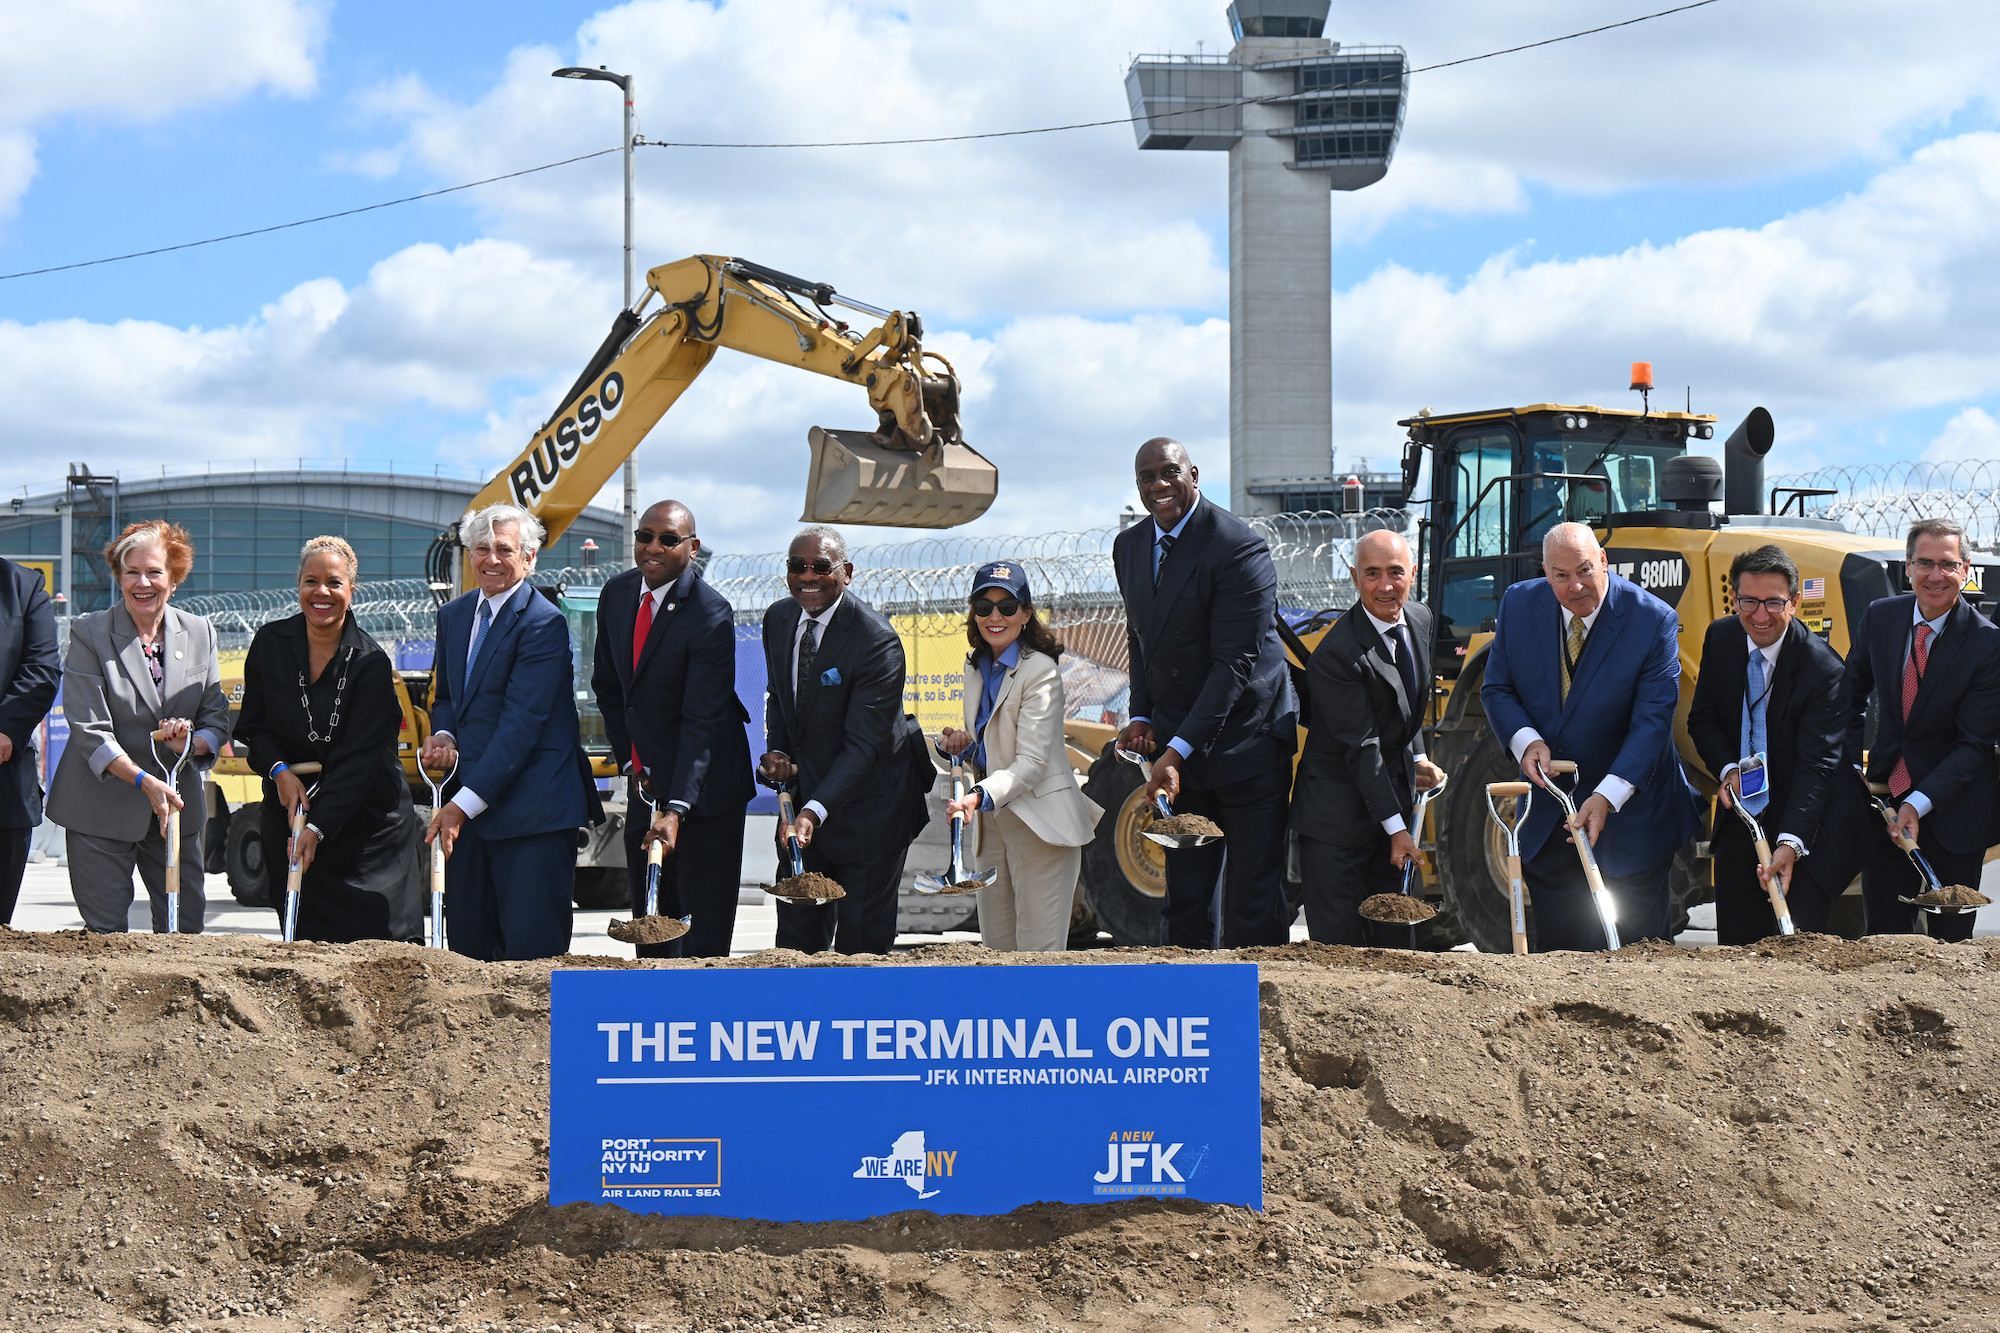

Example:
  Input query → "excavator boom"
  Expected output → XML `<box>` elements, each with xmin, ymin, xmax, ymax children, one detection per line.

<box><xmin>455</xmin><ymin>254</ymin><xmax>997</xmax><ymax>570</ymax></box>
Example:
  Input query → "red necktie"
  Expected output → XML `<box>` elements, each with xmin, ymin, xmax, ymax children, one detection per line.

<box><xmin>631</xmin><ymin>592</ymin><xmax>654</xmax><ymax>770</ymax></box>
<box><xmin>1888</xmin><ymin>622</ymin><xmax>1931</xmax><ymax>798</ymax></box>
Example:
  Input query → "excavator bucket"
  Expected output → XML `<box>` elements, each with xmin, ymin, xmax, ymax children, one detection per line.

<box><xmin>802</xmin><ymin>427</ymin><xmax>998</xmax><ymax>529</ymax></box>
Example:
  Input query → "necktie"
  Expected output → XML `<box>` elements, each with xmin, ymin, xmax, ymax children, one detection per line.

<box><xmin>1389</xmin><ymin>623</ymin><xmax>1421</xmax><ymax>716</ymax></box>
<box><xmin>797</xmin><ymin>616</ymin><xmax>820</xmax><ymax>701</ymax></box>
<box><xmin>465</xmin><ymin>598</ymin><xmax>492</xmax><ymax>695</ymax></box>
<box><xmin>1559</xmin><ymin>614</ymin><xmax>1588</xmax><ymax>702</ymax></box>
<box><xmin>630</xmin><ymin>592</ymin><xmax>654</xmax><ymax>770</ymax></box>
<box><xmin>1888</xmin><ymin>622</ymin><xmax>1932</xmax><ymax>798</ymax></box>
<box><xmin>1155</xmin><ymin>532</ymin><xmax>1175</xmax><ymax>586</ymax></box>
<box><xmin>1740</xmin><ymin>647</ymin><xmax>1770</xmax><ymax>815</ymax></box>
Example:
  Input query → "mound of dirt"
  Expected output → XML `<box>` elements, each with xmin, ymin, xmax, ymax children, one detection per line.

<box><xmin>1914</xmin><ymin>884</ymin><xmax>1991</xmax><ymax>907</ymax></box>
<box><xmin>772</xmin><ymin>872</ymin><xmax>845</xmax><ymax>900</ymax></box>
<box><xmin>1149</xmin><ymin>813</ymin><xmax>1223</xmax><ymax>837</ymax></box>
<box><xmin>1357</xmin><ymin>893</ymin><xmax>1438</xmax><ymax>923</ymax></box>
<box><xmin>3</xmin><ymin>927</ymin><xmax>1998</xmax><ymax>1331</ymax></box>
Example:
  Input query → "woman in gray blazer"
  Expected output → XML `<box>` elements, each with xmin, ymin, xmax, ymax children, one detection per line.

<box><xmin>46</xmin><ymin>521</ymin><xmax>229</xmax><ymax>933</ymax></box>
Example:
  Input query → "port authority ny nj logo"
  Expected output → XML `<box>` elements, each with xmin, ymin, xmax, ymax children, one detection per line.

<box><xmin>853</xmin><ymin>1131</ymin><xmax>956</xmax><ymax>1199</ymax></box>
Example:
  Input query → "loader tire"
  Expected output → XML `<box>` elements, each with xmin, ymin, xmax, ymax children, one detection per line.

<box><xmin>1079</xmin><ymin>744</ymin><xmax>1167</xmax><ymax>947</ymax></box>
<box><xmin>226</xmin><ymin>804</ymin><xmax>273</xmax><ymax>909</ymax></box>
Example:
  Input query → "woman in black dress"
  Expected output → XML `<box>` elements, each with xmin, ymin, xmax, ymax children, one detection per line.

<box><xmin>236</xmin><ymin>536</ymin><xmax>423</xmax><ymax>942</ymax></box>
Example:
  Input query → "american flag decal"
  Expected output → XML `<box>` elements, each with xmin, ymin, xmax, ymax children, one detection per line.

<box><xmin>1801</xmin><ymin>577</ymin><xmax>1825</xmax><ymax>598</ymax></box>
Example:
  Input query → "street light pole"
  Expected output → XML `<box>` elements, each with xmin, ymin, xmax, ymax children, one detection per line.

<box><xmin>554</xmin><ymin>64</ymin><xmax>640</xmax><ymax>568</ymax></box>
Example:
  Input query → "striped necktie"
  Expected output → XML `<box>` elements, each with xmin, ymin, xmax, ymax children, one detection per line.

<box><xmin>1559</xmin><ymin>614</ymin><xmax>1587</xmax><ymax>702</ymax></box>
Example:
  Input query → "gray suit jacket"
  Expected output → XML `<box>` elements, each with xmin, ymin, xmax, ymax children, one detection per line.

<box><xmin>45</xmin><ymin>603</ymin><xmax>231</xmax><ymax>842</ymax></box>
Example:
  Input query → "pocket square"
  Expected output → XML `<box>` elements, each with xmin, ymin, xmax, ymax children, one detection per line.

<box><xmin>820</xmin><ymin>666</ymin><xmax>842</xmax><ymax>686</ymax></box>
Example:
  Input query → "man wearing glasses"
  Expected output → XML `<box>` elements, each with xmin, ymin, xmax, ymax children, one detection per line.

<box><xmin>759</xmin><ymin>525</ymin><xmax>930</xmax><ymax>954</ymax></box>
<box><xmin>1688</xmin><ymin>545</ymin><xmax>1859</xmax><ymax>942</ymax></box>
<box><xmin>1841</xmin><ymin>518</ymin><xmax>2000</xmax><ymax>942</ymax></box>
<box><xmin>591</xmin><ymin>500</ymin><xmax>754</xmax><ymax>958</ymax></box>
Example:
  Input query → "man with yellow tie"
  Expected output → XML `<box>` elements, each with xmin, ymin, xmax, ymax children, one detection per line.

<box><xmin>1480</xmin><ymin>522</ymin><xmax>1700</xmax><ymax>949</ymax></box>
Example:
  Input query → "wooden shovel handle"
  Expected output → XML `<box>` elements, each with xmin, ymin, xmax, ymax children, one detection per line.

<box><xmin>1487</xmin><ymin>781</ymin><xmax>1534</xmax><ymax>796</ymax></box>
<box><xmin>1507</xmin><ymin>853</ymin><xmax>1529</xmax><ymax>956</ymax></box>
<box><xmin>1544</xmin><ymin>759</ymin><xmax>1578</xmax><ymax>774</ymax></box>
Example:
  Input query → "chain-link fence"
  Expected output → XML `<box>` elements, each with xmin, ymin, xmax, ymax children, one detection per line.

<box><xmin>1770</xmin><ymin>461</ymin><xmax>2000</xmax><ymax>548</ymax></box>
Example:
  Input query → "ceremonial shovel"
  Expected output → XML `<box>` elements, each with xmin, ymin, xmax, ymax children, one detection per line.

<box><xmin>1864</xmin><ymin>781</ymin><xmax>1973</xmax><ymax>922</ymax></box>
<box><xmin>607</xmin><ymin>777</ymin><xmax>691</xmax><ymax>947</ymax></box>
<box><xmin>279</xmin><ymin>761</ymin><xmax>323</xmax><ymax>944</ymax></box>
<box><xmin>1723</xmin><ymin>786</ymin><xmax>1795</xmax><ymax>937</ymax></box>
<box><xmin>1538</xmin><ymin>759</ymin><xmax>1622</xmax><ymax>951</ymax></box>
<box><xmin>1484</xmin><ymin>780</ymin><xmax>1534</xmax><ymax>955</ymax></box>
<box><xmin>1115</xmin><ymin>748</ymin><xmax>1224</xmax><ymax>850</ymax></box>
<box><xmin>419</xmin><ymin>754</ymin><xmax>456</xmax><ymax>949</ymax></box>
<box><xmin>769</xmin><ymin>785</ymin><xmax>844</xmax><ymax>905</ymax></box>
<box><xmin>1359</xmin><ymin>774</ymin><xmax>1448</xmax><ymax>930</ymax></box>
<box><xmin>915</xmin><ymin>750</ymin><xmax>997</xmax><ymax>895</ymax></box>
<box><xmin>149</xmin><ymin>727</ymin><xmax>194</xmax><ymax>935</ymax></box>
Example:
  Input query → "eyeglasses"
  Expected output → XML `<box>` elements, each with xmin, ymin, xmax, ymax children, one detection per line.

<box><xmin>634</xmin><ymin>529</ymin><xmax>690</xmax><ymax>548</ymax></box>
<box><xmin>786</xmin><ymin>557</ymin><xmax>839</xmax><ymax>576</ymax></box>
<box><xmin>970</xmin><ymin>596</ymin><xmax>1022</xmax><ymax>617</ymax></box>
<box><xmin>1735</xmin><ymin>596</ymin><xmax>1794</xmax><ymax>615</ymax></box>
<box><xmin>1909</xmin><ymin>558</ymin><xmax>1965</xmax><ymax>575</ymax></box>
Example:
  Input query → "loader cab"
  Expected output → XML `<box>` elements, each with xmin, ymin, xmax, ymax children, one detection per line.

<box><xmin>1400</xmin><ymin>404</ymin><xmax>1718</xmax><ymax>674</ymax></box>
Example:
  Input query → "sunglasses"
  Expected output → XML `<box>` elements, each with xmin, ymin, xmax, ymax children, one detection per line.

<box><xmin>634</xmin><ymin>530</ymin><xmax>690</xmax><ymax>548</ymax></box>
<box><xmin>970</xmin><ymin>596</ymin><xmax>1022</xmax><ymax>617</ymax></box>
<box><xmin>786</xmin><ymin>557</ymin><xmax>839</xmax><ymax>576</ymax></box>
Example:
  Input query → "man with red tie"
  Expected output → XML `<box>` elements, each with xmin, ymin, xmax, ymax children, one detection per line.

<box><xmin>1842</xmin><ymin>517</ymin><xmax>2000</xmax><ymax>941</ymax></box>
<box><xmin>591</xmin><ymin>500</ymin><xmax>755</xmax><ymax>957</ymax></box>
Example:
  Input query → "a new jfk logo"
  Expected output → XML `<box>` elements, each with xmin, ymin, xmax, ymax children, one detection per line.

<box><xmin>509</xmin><ymin>371</ymin><xmax>626</xmax><ymax>506</ymax></box>
<box><xmin>1095</xmin><ymin>1130</ymin><xmax>1184</xmax><ymax>1184</ymax></box>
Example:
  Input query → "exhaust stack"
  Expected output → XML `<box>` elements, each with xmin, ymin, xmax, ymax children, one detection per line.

<box><xmin>1723</xmin><ymin>407</ymin><xmax>1775</xmax><ymax>516</ymax></box>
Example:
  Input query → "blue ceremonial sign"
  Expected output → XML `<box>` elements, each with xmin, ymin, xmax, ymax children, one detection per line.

<box><xmin>549</xmin><ymin>963</ymin><xmax>1262</xmax><ymax>1221</ymax></box>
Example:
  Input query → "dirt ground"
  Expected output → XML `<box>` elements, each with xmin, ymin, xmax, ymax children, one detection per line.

<box><xmin>3</xmin><ymin>928</ymin><xmax>1998</xmax><ymax>1333</ymax></box>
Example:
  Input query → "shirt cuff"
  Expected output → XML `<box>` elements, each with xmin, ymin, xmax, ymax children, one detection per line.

<box><xmin>192</xmin><ymin>728</ymin><xmax>223</xmax><ymax>760</ymax></box>
<box><xmin>1594</xmin><ymin>775</ymin><xmax>1636</xmax><ymax>812</ymax></box>
<box><xmin>1507</xmin><ymin>727</ymin><xmax>1542</xmax><ymax>764</ymax></box>
<box><xmin>978</xmin><ymin>789</ymin><xmax>995</xmax><ymax>812</ymax></box>
<box><xmin>1130</xmin><ymin>715</ymin><xmax>1150</xmax><ymax>725</ymax></box>
<box><xmin>804</xmin><ymin>799</ymin><xmax>829</xmax><ymax>826</ymax></box>
<box><xmin>450</xmin><ymin>789</ymin><xmax>487</xmax><ymax>819</ymax></box>
<box><xmin>1776</xmin><ymin>833</ymin><xmax>1808</xmax><ymax>857</ymax></box>
<box><xmin>666</xmin><ymin>800</ymin><xmax>691</xmax><ymax>815</ymax></box>
<box><xmin>1718</xmin><ymin>762</ymin><xmax>1739</xmax><ymax>785</ymax></box>
<box><xmin>1166</xmin><ymin>736</ymin><xmax>1193</xmax><ymax>760</ymax></box>
<box><xmin>1380</xmin><ymin>814</ymin><xmax>1407</xmax><ymax>836</ymax></box>
<box><xmin>89</xmin><ymin>739</ymin><xmax>126</xmax><ymax>777</ymax></box>
<box><xmin>1904</xmin><ymin>791</ymin><xmax>1933</xmax><ymax>819</ymax></box>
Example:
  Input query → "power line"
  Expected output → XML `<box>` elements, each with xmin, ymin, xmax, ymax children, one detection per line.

<box><xmin>0</xmin><ymin>0</ymin><xmax>1723</xmax><ymax>283</ymax></box>
<box><xmin>0</xmin><ymin>147</ymin><xmax>621</xmax><ymax>282</ymax></box>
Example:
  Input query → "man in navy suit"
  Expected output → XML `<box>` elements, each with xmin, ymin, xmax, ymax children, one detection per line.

<box><xmin>592</xmin><ymin>500</ymin><xmax>754</xmax><ymax>958</ymax></box>
<box><xmin>1482</xmin><ymin>522</ymin><xmax>1698</xmax><ymax>949</ymax></box>
<box><xmin>423</xmin><ymin>504</ymin><xmax>602</xmax><ymax>961</ymax></box>
<box><xmin>1841</xmin><ymin>517</ymin><xmax>2000</xmax><ymax>943</ymax></box>
<box><xmin>0</xmin><ymin>556</ymin><xmax>61</xmax><ymax>924</ymax></box>
<box><xmin>760</xmin><ymin>525</ymin><xmax>929</xmax><ymax>955</ymax></box>
<box><xmin>1112</xmin><ymin>437</ymin><xmax>1297</xmax><ymax>949</ymax></box>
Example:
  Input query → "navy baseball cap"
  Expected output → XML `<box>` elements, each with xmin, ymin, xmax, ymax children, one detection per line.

<box><xmin>971</xmin><ymin>560</ymin><xmax>1031</xmax><ymax>603</ymax></box>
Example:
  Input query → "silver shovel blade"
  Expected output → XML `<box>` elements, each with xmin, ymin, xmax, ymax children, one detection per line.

<box><xmin>1141</xmin><ymin>830</ymin><xmax>1223</xmax><ymax>850</ymax></box>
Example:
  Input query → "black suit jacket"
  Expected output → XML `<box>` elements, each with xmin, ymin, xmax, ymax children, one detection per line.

<box><xmin>1292</xmin><ymin>602</ymin><xmax>1432</xmax><ymax>847</ymax></box>
<box><xmin>0</xmin><ymin>558</ymin><xmax>61</xmax><ymax>829</ymax></box>
<box><xmin>1112</xmin><ymin>499</ymin><xmax>1295</xmax><ymax>787</ymax></box>
<box><xmin>762</xmin><ymin>593</ymin><xmax>927</xmax><ymax>861</ymax></box>
<box><xmin>591</xmin><ymin>564</ymin><xmax>754</xmax><ymax>818</ymax></box>
<box><xmin>1688</xmin><ymin>615</ymin><xmax>1861</xmax><ymax>880</ymax></box>
<box><xmin>1841</xmin><ymin>593</ymin><xmax>2000</xmax><ymax>856</ymax></box>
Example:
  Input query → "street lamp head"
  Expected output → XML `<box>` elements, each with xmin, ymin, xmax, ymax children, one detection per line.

<box><xmin>552</xmin><ymin>66</ymin><xmax>629</xmax><ymax>89</ymax></box>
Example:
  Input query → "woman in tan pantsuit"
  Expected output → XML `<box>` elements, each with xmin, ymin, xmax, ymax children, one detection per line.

<box><xmin>938</xmin><ymin>561</ymin><xmax>1101</xmax><ymax>952</ymax></box>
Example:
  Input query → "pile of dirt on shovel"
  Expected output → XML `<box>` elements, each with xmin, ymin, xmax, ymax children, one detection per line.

<box><xmin>3</xmin><ymin>927</ymin><xmax>1999</xmax><ymax>1332</ymax></box>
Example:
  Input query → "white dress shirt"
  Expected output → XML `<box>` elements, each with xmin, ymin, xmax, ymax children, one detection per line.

<box><xmin>1718</xmin><ymin>634</ymin><xmax>1805</xmax><ymax>856</ymax></box>
<box><xmin>788</xmin><ymin>594</ymin><xmax>843</xmax><ymax>827</ymax></box>
<box><xmin>442</xmin><ymin>578</ymin><xmax>530</xmax><ymax>820</ymax></box>
<box><xmin>635</xmin><ymin>579</ymin><xmax>692</xmax><ymax>814</ymax></box>
<box><xmin>1899</xmin><ymin>601</ymin><xmax>1953</xmax><ymax>820</ymax></box>
<box><xmin>1132</xmin><ymin>494</ymin><xmax>1200</xmax><ymax>760</ymax></box>
<box><xmin>1506</xmin><ymin>602</ymin><xmax>1637</xmax><ymax>810</ymax></box>
<box><xmin>1363</xmin><ymin>606</ymin><xmax>1429</xmax><ymax>837</ymax></box>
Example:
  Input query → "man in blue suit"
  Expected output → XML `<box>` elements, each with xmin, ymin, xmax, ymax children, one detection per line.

<box><xmin>423</xmin><ymin>504</ymin><xmax>602</xmax><ymax>961</ymax></box>
<box><xmin>1481</xmin><ymin>522</ymin><xmax>1698</xmax><ymax>949</ymax></box>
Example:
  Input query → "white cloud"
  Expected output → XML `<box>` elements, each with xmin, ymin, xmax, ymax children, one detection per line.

<box><xmin>1924</xmin><ymin>407</ymin><xmax>2000</xmax><ymax>463</ymax></box>
<box><xmin>0</xmin><ymin>0</ymin><xmax>326</xmax><ymax>216</ymax></box>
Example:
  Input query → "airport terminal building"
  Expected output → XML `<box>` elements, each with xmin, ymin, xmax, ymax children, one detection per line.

<box><xmin>0</xmin><ymin>465</ymin><xmax>622</xmax><ymax>612</ymax></box>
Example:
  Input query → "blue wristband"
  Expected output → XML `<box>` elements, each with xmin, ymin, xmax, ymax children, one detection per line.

<box><xmin>132</xmin><ymin>769</ymin><xmax>146</xmax><ymax>790</ymax></box>
<box><xmin>271</xmin><ymin>762</ymin><xmax>290</xmax><ymax>778</ymax></box>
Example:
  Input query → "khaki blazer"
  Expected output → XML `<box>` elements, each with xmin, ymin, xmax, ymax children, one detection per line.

<box><xmin>946</xmin><ymin>646</ymin><xmax>1102</xmax><ymax>853</ymax></box>
<box><xmin>45</xmin><ymin>603</ymin><xmax>230</xmax><ymax>842</ymax></box>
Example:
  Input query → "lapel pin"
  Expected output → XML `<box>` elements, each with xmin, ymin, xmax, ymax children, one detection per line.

<box><xmin>667</xmin><ymin>603</ymin><xmax>676</xmax><ymax>612</ymax></box>
<box><xmin>174</xmin><ymin>650</ymin><xmax>184</xmax><ymax>660</ymax></box>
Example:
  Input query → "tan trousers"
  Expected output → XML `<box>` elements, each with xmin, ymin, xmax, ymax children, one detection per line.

<box><xmin>976</xmin><ymin>805</ymin><xmax>1080</xmax><ymax>953</ymax></box>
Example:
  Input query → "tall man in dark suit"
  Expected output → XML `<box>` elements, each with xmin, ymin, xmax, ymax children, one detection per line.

<box><xmin>1482</xmin><ymin>522</ymin><xmax>1699</xmax><ymax>949</ymax></box>
<box><xmin>1842</xmin><ymin>517</ymin><xmax>2000</xmax><ymax>943</ymax></box>
<box><xmin>592</xmin><ymin>500</ymin><xmax>755</xmax><ymax>958</ymax></box>
<box><xmin>760</xmin><ymin>525</ymin><xmax>929</xmax><ymax>955</ymax></box>
<box><xmin>0</xmin><ymin>557</ymin><xmax>61</xmax><ymax>924</ymax></box>
<box><xmin>1291</xmin><ymin>530</ymin><xmax>1442</xmax><ymax>944</ymax></box>
<box><xmin>1688</xmin><ymin>545</ymin><xmax>1860</xmax><ymax>942</ymax></box>
<box><xmin>1112</xmin><ymin>437</ymin><xmax>1297</xmax><ymax>949</ymax></box>
<box><xmin>422</xmin><ymin>504</ymin><xmax>603</xmax><ymax>961</ymax></box>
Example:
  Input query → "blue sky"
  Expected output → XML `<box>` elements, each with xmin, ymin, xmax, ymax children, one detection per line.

<box><xmin>4</xmin><ymin>0</ymin><xmax>2000</xmax><ymax>551</ymax></box>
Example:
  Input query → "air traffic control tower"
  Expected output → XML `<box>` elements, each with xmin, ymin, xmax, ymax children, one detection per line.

<box><xmin>1126</xmin><ymin>2</ymin><xmax>1405</xmax><ymax>515</ymax></box>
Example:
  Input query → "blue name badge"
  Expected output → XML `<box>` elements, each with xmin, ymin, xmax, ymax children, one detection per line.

<box><xmin>550</xmin><ymin>963</ymin><xmax>1262</xmax><ymax>1220</ymax></box>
